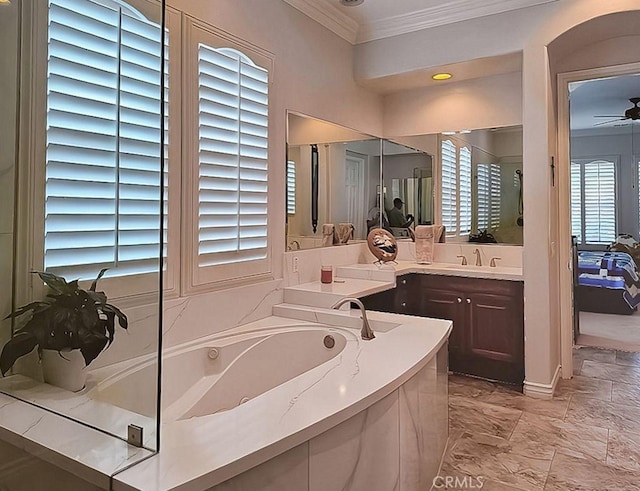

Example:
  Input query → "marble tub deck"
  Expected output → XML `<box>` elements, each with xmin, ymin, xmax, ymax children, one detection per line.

<box><xmin>443</xmin><ymin>346</ymin><xmax>640</xmax><ymax>490</ymax></box>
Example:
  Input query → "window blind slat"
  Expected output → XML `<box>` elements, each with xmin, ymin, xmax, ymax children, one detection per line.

<box><xmin>45</xmin><ymin>0</ymin><xmax>166</xmax><ymax>280</ymax></box>
<box><xmin>197</xmin><ymin>43</ymin><xmax>268</xmax><ymax>268</ymax></box>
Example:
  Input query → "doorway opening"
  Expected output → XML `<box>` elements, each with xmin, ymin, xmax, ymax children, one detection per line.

<box><xmin>561</xmin><ymin>69</ymin><xmax>640</xmax><ymax>357</ymax></box>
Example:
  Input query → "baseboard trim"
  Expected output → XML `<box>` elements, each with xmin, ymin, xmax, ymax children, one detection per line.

<box><xmin>523</xmin><ymin>364</ymin><xmax>561</xmax><ymax>399</ymax></box>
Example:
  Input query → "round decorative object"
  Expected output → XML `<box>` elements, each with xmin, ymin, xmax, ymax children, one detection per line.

<box><xmin>367</xmin><ymin>228</ymin><xmax>398</xmax><ymax>263</ymax></box>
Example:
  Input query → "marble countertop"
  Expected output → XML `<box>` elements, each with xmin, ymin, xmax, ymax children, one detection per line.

<box><xmin>337</xmin><ymin>260</ymin><xmax>523</xmax><ymax>282</ymax></box>
<box><xmin>113</xmin><ymin>312</ymin><xmax>452</xmax><ymax>490</ymax></box>
<box><xmin>0</xmin><ymin>391</ymin><xmax>154</xmax><ymax>489</ymax></box>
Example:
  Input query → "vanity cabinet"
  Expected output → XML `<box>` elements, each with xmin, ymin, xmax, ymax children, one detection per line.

<box><xmin>360</xmin><ymin>273</ymin><xmax>524</xmax><ymax>385</ymax></box>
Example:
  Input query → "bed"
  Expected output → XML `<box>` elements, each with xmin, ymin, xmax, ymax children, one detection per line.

<box><xmin>576</xmin><ymin>250</ymin><xmax>640</xmax><ymax>315</ymax></box>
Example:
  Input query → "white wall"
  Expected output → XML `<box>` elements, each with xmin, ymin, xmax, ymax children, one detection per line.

<box><xmin>383</xmin><ymin>72</ymin><xmax>522</xmax><ymax>136</ymax></box>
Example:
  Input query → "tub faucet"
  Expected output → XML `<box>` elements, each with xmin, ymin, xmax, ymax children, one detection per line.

<box><xmin>473</xmin><ymin>248</ymin><xmax>482</xmax><ymax>266</ymax></box>
<box><xmin>331</xmin><ymin>298</ymin><xmax>375</xmax><ymax>340</ymax></box>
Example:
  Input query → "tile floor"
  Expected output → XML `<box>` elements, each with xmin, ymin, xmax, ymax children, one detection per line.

<box><xmin>441</xmin><ymin>346</ymin><xmax>640</xmax><ymax>490</ymax></box>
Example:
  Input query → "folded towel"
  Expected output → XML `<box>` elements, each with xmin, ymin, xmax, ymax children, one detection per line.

<box><xmin>335</xmin><ymin>223</ymin><xmax>355</xmax><ymax>244</ymax></box>
<box><xmin>415</xmin><ymin>225</ymin><xmax>436</xmax><ymax>264</ymax></box>
<box><xmin>322</xmin><ymin>224</ymin><xmax>335</xmax><ymax>247</ymax></box>
<box><xmin>415</xmin><ymin>224</ymin><xmax>445</xmax><ymax>242</ymax></box>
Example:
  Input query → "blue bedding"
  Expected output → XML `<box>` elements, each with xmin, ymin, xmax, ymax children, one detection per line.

<box><xmin>577</xmin><ymin>251</ymin><xmax>640</xmax><ymax>309</ymax></box>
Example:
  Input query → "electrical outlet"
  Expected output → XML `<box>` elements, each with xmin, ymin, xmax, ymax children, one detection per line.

<box><xmin>293</xmin><ymin>256</ymin><xmax>299</xmax><ymax>273</ymax></box>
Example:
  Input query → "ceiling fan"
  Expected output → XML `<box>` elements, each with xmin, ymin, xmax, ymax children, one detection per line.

<box><xmin>593</xmin><ymin>97</ymin><xmax>640</xmax><ymax>126</ymax></box>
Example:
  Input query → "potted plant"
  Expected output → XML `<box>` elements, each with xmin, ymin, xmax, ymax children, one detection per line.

<box><xmin>1</xmin><ymin>269</ymin><xmax>128</xmax><ymax>391</ymax></box>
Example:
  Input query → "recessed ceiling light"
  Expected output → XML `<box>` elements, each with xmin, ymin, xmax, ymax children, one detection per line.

<box><xmin>340</xmin><ymin>0</ymin><xmax>364</xmax><ymax>6</ymax></box>
<box><xmin>0</xmin><ymin>0</ymin><xmax>11</xmax><ymax>5</ymax></box>
<box><xmin>459</xmin><ymin>130</ymin><xmax>471</xmax><ymax>134</ymax></box>
<box><xmin>442</xmin><ymin>131</ymin><xmax>456</xmax><ymax>136</ymax></box>
<box><xmin>432</xmin><ymin>73</ymin><xmax>452</xmax><ymax>81</ymax></box>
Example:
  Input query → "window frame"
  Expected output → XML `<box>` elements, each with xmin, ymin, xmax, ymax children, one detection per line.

<box><xmin>181</xmin><ymin>17</ymin><xmax>275</xmax><ymax>295</ymax></box>
<box><xmin>439</xmin><ymin>136</ymin><xmax>472</xmax><ymax>239</ymax></box>
<box><xmin>570</xmin><ymin>155</ymin><xmax>619</xmax><ymax>248</ymax></box>
<box><xmin>17</xmin><ymin>0</ymin><xmax>179</xmax><ymax>305</ymax></box>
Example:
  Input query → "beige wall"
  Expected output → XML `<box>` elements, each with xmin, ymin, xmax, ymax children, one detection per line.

<box><xmin>0</xmin><ymin>0</ymin><xmax>20</xmax><ymax>347</ymax></box>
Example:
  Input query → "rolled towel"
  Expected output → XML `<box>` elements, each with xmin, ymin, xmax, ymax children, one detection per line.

<box><xmin>336</xmin><ymin>223</ymin><xmax>355</xmax><ymax>244</ymax></box>
<box><xmin>415</xmin><ymin>225</ymin><xmax>436</xmax><ymax>264</ymax></box>
<box><xmin>322</xmin><ymin>224</ymin><xmax>335</xmax><ymax>247</ymax></box>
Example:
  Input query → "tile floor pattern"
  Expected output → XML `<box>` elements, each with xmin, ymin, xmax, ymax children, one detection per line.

<box><xmin>441</xmin><ymin>347</ymin><xmax>640</xmax><ymax>490</ymax></box>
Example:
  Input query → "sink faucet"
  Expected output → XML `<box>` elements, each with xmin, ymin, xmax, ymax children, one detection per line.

<box><xmin>456</xmin><ymin>255</ymin><xmax>467</xmax><ymax>265</ymax></box>
<box><xmin>490</xmin><ymin>257</ymin><xmax>502</xmax><ymax>267</ymax></box>
<box><xmin>287</xmin><ymin>240</ymin><xmax>300</xmax><ymax>251</ymax></box>
<box><xmin>331</xmin><ymin>298</ymin><xmax>375</xmax><ymax>340</ymax></box>
<box><xmin>473</xmin><ymin>248</ymin><xmax>482</xmax><ymax>266</ymax></box>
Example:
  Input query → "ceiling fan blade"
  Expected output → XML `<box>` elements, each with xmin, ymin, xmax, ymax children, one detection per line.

<box><xmin>593</xmin><ymin>118</ymin><xmax>627</xmax><ymax>127</ymax></box>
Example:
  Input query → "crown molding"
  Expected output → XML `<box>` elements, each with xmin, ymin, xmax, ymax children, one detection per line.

<box><xmin>356</xmin><ymin>0</ymin><xmax>559</xmax><ymax>44</ymax></box>
<box><xmin>281</xmin><ymin>0</ymin><xmax>359</xmax><ymax>44</ymax></box>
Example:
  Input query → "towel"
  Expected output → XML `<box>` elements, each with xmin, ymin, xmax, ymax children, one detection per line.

<box><xmin>322</xmin><ymin>224</ymin><xmax>335</xmax><ymax>247</ymax></box>
<box><xmin>335</xmin><ymin>223</ymin><xmax>355</xmax><ymax>244</ymax></box>
<box><xmin>415</xmin><ymin>225</ymin><xmax>437</xmax><ymax>264</ymax></box>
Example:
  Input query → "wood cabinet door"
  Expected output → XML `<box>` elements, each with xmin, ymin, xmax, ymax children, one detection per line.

<box><xmin>421</xmin><ymin>288</ymin><xmax>466</xmax><ymax>354</ymax></box>
<box><xmin>465</xmin><ymin>291</ymin><xmax>524</xmax><ymax>384</ymax></box>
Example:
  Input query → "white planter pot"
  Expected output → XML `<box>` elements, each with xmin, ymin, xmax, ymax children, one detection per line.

<box><xmin>41</xmin><ymin>349</ymin><xmax>87</xmax><ymax>392</ymax></box>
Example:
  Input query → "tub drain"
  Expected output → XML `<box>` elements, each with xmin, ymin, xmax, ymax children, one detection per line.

<box><xmin>323</xmin><ymin>335</ymin><xmax>335</xmax><ymax>349</ymax></box>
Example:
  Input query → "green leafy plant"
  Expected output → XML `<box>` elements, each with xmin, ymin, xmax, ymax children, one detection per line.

<box><xmin>1</xmin><ymin>269</ymin><xmax>128</xmax><ymax>376</ymax></box>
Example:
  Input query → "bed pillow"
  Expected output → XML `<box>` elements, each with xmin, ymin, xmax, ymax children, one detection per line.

<box><xmin>609</xmin><ymin>234</ymin><xmax>640</xmax><ymax>268</ymax></box>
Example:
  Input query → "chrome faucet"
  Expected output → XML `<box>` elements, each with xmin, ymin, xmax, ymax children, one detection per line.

<box><xmin>489</xmin><ymin>257</ymin><xmax>502</xmax><ymax>267</ymax></box>
<box><xmin>473</xmin><ymin>248</ymin><xmax>482</xmax><ymax>266</ymax></box>
<box><xmin>456</xmin><ymin>255</ymin><xmax>468</xmax><ymax>265</ymax></box>
<box><xmin>331</xmin><ymin>297</ymin><xmax>375</xmax><ymax>340</ymax></box>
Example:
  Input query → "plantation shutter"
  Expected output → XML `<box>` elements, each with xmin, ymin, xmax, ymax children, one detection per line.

<box><xmin>45</xmin><ymin>0</ymin><xmax>164</xmax><ymax>280</ymax></box>
<box><xmin>476</xmin><ymin>163</ymin><xmax>489</xmax><ymax>231</ymax></box>
<box><xmin>571</xmin><ymin>159</ymin><xmax>616</xmax><ymax>245</ymax></box>
<box><xmin>287</xmin><ymin>160</ymin><xmax>296</xmax><ymax>215</ymax></box>
<box><xmin>583</xmin><ymin>160</ymin><xmax>616</xmax><ymax>244</ymax></box>
<box><xmin>459</xmin><ymin>146</ymin><xmax>472</xmax><ymax>235</ymax></box>
<box><xmin>441</xmin><ymin>139</ymin><xmax>457</xmax><ymax>234</ymax></box>
<box><xmin>197</xmin><ymin>44</ymin><xmax>268</xmax><ymax>268</ymax></box>
<box><xmin>570</xmin><ymin>162</ymin><xmax>582</xmax><ymax>243</ymax></box>
<box><xmin>489</xmin><ymin>163</ymin><xmax>501</xmax><ymax>230</ymax></box>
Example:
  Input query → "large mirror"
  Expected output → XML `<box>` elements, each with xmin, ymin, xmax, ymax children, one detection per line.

<box><xmin>286</xmin><ymin>112</ymin><xmax>381</xmax><ymax>250</ymax></box>
<box><xmin>390</xmin><ymin>126</ymin><xmax>523</xmax><ymax>245</ymax></box>
<box><xmin>382</xmin><ymin>139</ymin><xmax>434</xmax><ymax>238</ymax></box>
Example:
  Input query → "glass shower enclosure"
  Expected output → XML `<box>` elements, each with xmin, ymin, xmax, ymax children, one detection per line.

<box><xmin>0</xmin><ymin>0</ymin><xmax>165</xmax><ymax>483</ymax></box>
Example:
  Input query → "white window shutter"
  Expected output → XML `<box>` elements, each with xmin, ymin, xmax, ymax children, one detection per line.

<box><xmin>570</xmin><ymin>162</ymin><xmax>582</xmax><ymax>243</ymax></box>
<box><xmin>45</xmin><ymin>0</ymin><xmax>165</xmax><ymax>280</ymax></box>
<box><xmin>441</xmin><ymin>139</ymin><xmax>457</xmax><ymax>234</ymax></box>
<box><xmin>458</xmin><ymin>146</ymin><xmax>472</xmax><ymax>235</ymax></box>
<box><xmin>197</xmin><ymin>44</ymin><xmax>268</xmax><ymax>268</ymax></box>
<box><xmin>476</xmin><ymin>163</ymin><xmax>489</xmax><ymax>231</ymax></box>
<box><xmin>571</xmin><ymin>159</ymin><xmax>616</xmax><ymax>245</ymax></box>
<box><xmin>489</xmin><ymin>163</ymin><xmax>501</xmax><ymax>230</ymax></box>
<box><xmin>287</xmin><ymin>160</ymin><xmax>296</xmax><ymax>215</ymax></box>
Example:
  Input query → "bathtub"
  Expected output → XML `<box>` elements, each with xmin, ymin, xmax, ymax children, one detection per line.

<box><xmin>90</xmin><ymin>325</ymin><xmax>349</xmax><ymax>421</ymax></box>
<box><xmin>113</xmin><ymin>312</ymin><xmax>452</xmax><ymax>491</ymax></box>
<box><xmin>163</xmin><ymin>327</ymin><xmax>348</xmax><ymax>420</ymax></box>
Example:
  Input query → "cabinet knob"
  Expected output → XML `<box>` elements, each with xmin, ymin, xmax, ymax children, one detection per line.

<box><xmin>457</xmin><ymin>297</ymin><xmax>462</xmax><ymax>303</ymax></box>
<box><xmin>401</xmin><ymin>302</ymin><xmax>407</xmax><ymax>307</ymax></box>
<box><xmin>466</xmin><ymin>298</ymin><xmax>471</xmax><ymax>304</ymax></box>
<box><xmin>401</xmin><ymin>279</ymin><xmax>407</xmax><ymax>285</ymax></box>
